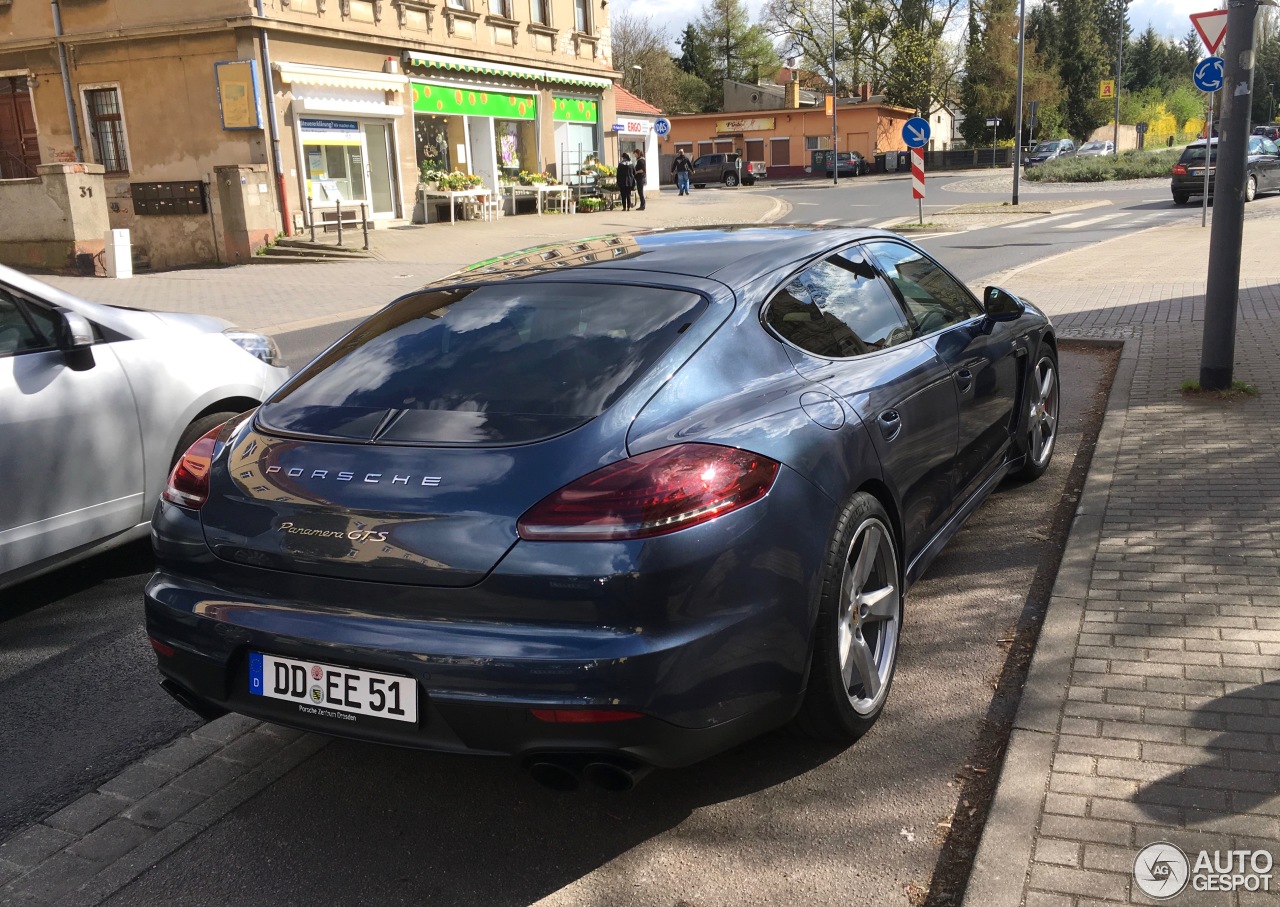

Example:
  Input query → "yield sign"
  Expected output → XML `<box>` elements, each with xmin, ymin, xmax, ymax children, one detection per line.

<box><xmin>1190</xmin><ymin>10</ymin><xmax>1228</xmax><ymax>54</ymax></box>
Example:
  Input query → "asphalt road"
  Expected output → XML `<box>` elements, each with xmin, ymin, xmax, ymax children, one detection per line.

<box><xmin>73</xmin><ymin>344</ymin><xmax>1112</xmax><ymax>907</ymax></box>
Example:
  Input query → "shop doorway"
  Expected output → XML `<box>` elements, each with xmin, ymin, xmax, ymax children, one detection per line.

<box><xmin>362</xmin><ymin>121</ymin><xmax>396</xmax><ymax>217</ymax></box>
<box><xmin>466</xmin><ymin>116</ymin><xmax>497</xmax><ymax>192</ymax></box>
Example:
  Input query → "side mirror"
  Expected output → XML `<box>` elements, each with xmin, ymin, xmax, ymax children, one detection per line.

<box><xmin>56</xmin><ymin>310</ymin><xmax>95</xmax><ymax>350</ymax></box>
<box><xmin>982</xmin><ymin>286</ymin><xmax>1025</xmax><ymax>323</ymax></box>
<box><xmin>55</xmin><ymin>309</ymin><xmax>96</xmax><ymax>371</ymax></box>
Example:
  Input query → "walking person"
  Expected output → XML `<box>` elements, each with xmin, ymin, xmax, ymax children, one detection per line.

<box><xmin>633</xmin><ymin>149</ymin><xmax>647</xmax><ymax>210</ymax></box>
<box><xmin>617</xmin><ymin>153</ymin><xmax>636</xmax><ymax>211</ymax></box>
<box><xmin>672</xmin><ymin>149</ymin><xmax>693</xmax><ymax>196</ymax></box>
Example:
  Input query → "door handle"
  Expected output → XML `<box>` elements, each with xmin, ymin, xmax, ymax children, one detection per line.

<box><xmin>877</xmin><ymin>409</ymin><xmax>902</xmax><ymax>441</ymax></box>
<box><xmin>955</xmin><ymin>368</ymin><xmax>974</xmax><ymax>393</ymax></box>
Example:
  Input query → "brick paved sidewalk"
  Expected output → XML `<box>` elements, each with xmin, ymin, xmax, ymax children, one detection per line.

<box><xmin>965</xmin><ymin>213</ymin><xmax>1280</xmax><ymax>906</ymax></box>
<box><xmin>36</xmin><ymin>188</ymin><xmax>783</xmax><ymax>334</ymax></box>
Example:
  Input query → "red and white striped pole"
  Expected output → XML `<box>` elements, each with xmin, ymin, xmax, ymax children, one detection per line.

<box><xmin>911</xmin><ymin>147</ymin><xmax>925</xmax><ymax>225</ymax></box>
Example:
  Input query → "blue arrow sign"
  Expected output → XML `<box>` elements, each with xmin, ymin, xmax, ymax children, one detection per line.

<box><xmin>1193</xmin><ymin>56</ymin><xmax>1224</xmax><ymax>93</ymax></box>
<box><xmin>902</xmin><ymin>116</ymin><xmax>931</xmax><ymax>149</ymax></box>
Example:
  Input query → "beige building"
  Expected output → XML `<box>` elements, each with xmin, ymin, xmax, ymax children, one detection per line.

<box><xmin>0</xmin><ymin>0</ymin><xmax>619</xmax><ymax>268</ymax></box>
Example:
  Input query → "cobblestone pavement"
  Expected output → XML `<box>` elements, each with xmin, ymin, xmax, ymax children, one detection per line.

<box><xmin>37</xmin><ymin>188</ymin><xmax>784</xmax><ymax>334</ymax></box>
<box><xmin>2</xmin><ymin>192</ymin><xmax>1277</xmax><ymax>907</ymax></box>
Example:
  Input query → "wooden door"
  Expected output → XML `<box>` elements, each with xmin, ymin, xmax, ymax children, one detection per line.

<box><xmin>0</xmin><ymin>77</ymin><xmax>40</xmax><ymax>179</ymax></box>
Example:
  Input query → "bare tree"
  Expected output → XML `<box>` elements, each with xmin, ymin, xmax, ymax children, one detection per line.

<box><xmin>609</xmin><ymin>10</ymin><xmax>690</xmax><ymax>112</ymax></box>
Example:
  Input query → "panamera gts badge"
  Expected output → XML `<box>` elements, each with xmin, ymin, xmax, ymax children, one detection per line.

<box><xmin>278</xmin><ymin>522</ymin><xmax>388</xmax><ymax>543</ymax></box>
<box><xmin>264</xmin><ymin>466</ymin><xmax>442</xmax><ymax>487</ymax></box>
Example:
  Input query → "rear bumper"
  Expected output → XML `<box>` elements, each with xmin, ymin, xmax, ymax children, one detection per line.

<box><xmin>145</xmin><ymin>575</ymin><xmax>806</xmax><ymax>767</ymax></box>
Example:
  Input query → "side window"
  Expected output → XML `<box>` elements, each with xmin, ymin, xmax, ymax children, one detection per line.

<box><xmin>765</xmin><ymin>251</ymin><xmax>912</xmax><ymax>358</ymax></box>
<box><xmin>0</xmin><ymin>291</ymin><xmax>55</xmax><ymax>356</ymax></box>
<box><xmin>864</xmin><ymin>240</ymin><xmax>982</xmax><ymax>336</ymax></box>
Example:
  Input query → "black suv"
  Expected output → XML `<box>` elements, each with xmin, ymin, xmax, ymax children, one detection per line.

<box><xmin>690</xmin><ymin>153</ymin><xmax>756</xmax><ymax>188</ymax></box>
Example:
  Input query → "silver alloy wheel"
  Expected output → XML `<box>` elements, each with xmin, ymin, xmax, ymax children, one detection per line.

<box><xmin>835</xmin><ymin>516</ymin><xmax>900</xmax><ymax>716</ymax></box>
<box><xmin>1027</xmin><ymin>353</ymin><xmax>1059</xmax><ymax>469</ymax></box>
<box><xmin>1246</xmin><ymin>175</ymin><xmax>1257</xmax><ymax>202</ymax></box>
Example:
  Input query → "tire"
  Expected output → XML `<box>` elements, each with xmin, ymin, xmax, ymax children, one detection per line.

<box><xmin>171</xmin><ymin>411</ymin><xmax>239</xmax><ymax>469</ymax></box>
<box><xmin>723</xmin><ymin>172</ymin><xmax>739</xmax><ymax>187</ymax></box>
<box><xmin>1246</xmin><ymin>175</ymin><xmax>1257</xmax><ymax>202</ymax></box>
<box><xmin>793</xmin><ymin>492</ymin><xmax>903</xmax><ymax>743</ymax></box>
<box><xmin>1012</xmin><ymin>346</ymin><xmax>1059</xmax><ymax>481</ymax></box>
<box><xmin>693</xmin><ymin>183</ymin><xmax>705</xmax><ymax>189</ymax></box>
<box><xmin>1172</xmin><ymin>192</ymin><xmax>1190</xmax><ymax>205</ymax></box>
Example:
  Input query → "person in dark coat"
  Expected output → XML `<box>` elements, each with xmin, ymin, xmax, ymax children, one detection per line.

<box><xmin>671</xmin><ymin>150</ymin><xmax>693</xmax><ymax>195</ymax></box>
<box><xmin>633</xmin><ymin>149</ymin><xmax>647</xmax><ymax>210</ymax></box>
<box><xmin>616</xmin><ymin>153</ymin><xmax>636</xmax><ymax>211</ymax></box>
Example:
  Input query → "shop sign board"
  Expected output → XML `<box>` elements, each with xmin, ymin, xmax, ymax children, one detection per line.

<box><xmin>215</xmin><ymin>61</ymin><xmax>263</xmax><ymax>130</ymax></box>
<box><xmin>411</xmin><ymin>83</ymin><xmax>538</xmax><ymax>119</ymax></box>
<box><xmin>614</xmin><ymin>119</ymin><xmax>652</xmax><ymax>136</ymax></box>
<box><xmin>298</xmin><ymin>117</ymin><xmax>362</xmax><ymax>143</ymax></box>
<box><xmin>715</xmin><ymin>117</ymin><xmax>775</xmax><ymax>134</ymax></box>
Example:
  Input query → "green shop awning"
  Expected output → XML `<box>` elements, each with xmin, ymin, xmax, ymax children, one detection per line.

<box><xmin>552</xmin><ymin>96</ymin><xmax>598</xmax><ymax>123</ymax></box>
<box><xmin>412</xmin><ymin>82</ymin><xmax>536</xmax><ymax>119</ymax></box>
<box><xmin>404</xmin><ymin>51</ymin><xmax>613</xmax><ymax>90</ymax></box>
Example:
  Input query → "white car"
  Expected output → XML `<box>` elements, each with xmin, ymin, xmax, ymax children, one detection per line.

<box><xmin>1077</xmin><ymin>140</ymin><xmax>1115</xmax><ymax>157</ymax></box>
<box><xmin>0</xmin><ymin>264</ymin><xmax>289</xmax><ymax>590</ymax></box>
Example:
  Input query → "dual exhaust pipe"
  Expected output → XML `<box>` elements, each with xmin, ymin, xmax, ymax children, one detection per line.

<box><xmin>524</xmin><ymin>754</ymin><xmax>653</xmax><ymax>792</ymax></box>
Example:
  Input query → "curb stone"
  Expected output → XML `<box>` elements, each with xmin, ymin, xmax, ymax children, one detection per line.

<box><xmin>0</xmin><ymin>714</ymin><xmax>329</xmax><ymax>907</ymax></box>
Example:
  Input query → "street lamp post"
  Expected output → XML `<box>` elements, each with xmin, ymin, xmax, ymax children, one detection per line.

<box><xmin>1270</xmin><ymin>83</ymin><xmax>1275</xmax><ymax>123</ymax></box>
<box><xmin>831</xmin><ymin>0</ymin><xmax>838</xmax><ymax>185</ymax></box>
<box><xmin>1012</xmin><ymin>0</ymin><xmax>1026</xmax><ymax>204</ymax></box>
<box><xmin>632</xmin><ymin>64</ymin><xmax>643</xmax><ymax>99</ymax></box>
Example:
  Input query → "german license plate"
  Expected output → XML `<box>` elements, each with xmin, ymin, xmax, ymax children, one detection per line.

<box><xmin>249</xmin><ymin>652</ymin><xmax>417</xmax><ymax>723</ymax></box>
<box><xmin>1189</xmin><ymin>168</ymin><xmax>1203</xmax><ymax>177</ymax></box>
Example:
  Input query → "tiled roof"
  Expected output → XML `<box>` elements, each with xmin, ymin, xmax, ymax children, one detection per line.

<box><xmin>614</xmin><ymin>85</ymin><xmax>663</xmax><ymax>116</ymax></box>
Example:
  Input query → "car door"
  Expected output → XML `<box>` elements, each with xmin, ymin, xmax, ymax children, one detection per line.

<box><xmin>0</xmin><ymin>286</ymin><xmax>145</xmax><ymax>575</ymax></box>
<box><xmin>863</xmin><ymin>240</ymin><xmax>1021</xmax><ymax>508</ymax></box>
<box><xmin>1262</xmin><ymin>137</ymin><xmax>1280</xmax><ymax>189</ymax></box>
<box><xmin>764</xmin><ymin>247</ymin><xmax>959</xmax><ymax>559</ymax></box>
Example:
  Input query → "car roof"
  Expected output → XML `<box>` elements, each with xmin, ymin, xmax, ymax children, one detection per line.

<box><xmin>437</xmin><ymin>225</ymin><xmax>898</xmax><ymax>288</ymax></box>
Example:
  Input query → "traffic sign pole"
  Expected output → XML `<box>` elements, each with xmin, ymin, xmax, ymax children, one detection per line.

<box><xmin>1200</xmin><ymin>0</ymin><xmax>1262</xmax><ymax>391</ymax></box>
<box><xmin>1202</xmin><ymin>93</ymin><xmax>1213</xmax><ymax>228</ymax></box>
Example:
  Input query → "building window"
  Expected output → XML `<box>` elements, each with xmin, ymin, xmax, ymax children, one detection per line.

<box><xmin>529</xmin><ymin>0</ymin><xmax>548</xmax><ymax>23</ymax></box>
<box><xmin>771</xmin><ymin>137</ymin><xmax>790</xmax><ymax>166</ymax></box>
<box><xmin>488</xmin><ymin>0</ymin><xmax>511</xmax><ymax>15</ymax></box>
<box><xmin>573</xmin><ymin>0</ymin><xmax>589</xmax><ymax>32</ymax></box>
<box><xmin>446</xmin><ymin>0</ymin><xmax>469</xmax><ymax>9</ymax></box>
<box><xmin>84</xmin><ymin>87</ymin><xmax>129</xmax><ymax>173</ymax></box>
<box><xmin>745</xmin><ymin>138</ymin><xmax>764</xmax><ymax>162</ymax></box>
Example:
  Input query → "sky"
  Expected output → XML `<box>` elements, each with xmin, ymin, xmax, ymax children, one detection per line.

<box><xmin>615</xmin><ymin>0</ymin><xmax>1220</xmax><ymax>55</ymax></box>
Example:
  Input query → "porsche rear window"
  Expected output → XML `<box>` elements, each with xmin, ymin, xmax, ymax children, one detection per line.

<box><xmin>259</xmin><ymin>282</ymin><xmax>706</xmax><ymax>445</ymax></box>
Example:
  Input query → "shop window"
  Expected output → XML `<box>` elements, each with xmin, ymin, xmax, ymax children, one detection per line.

<box><xmin>745</xmin><ymin>139</ymin><xmax>764</xmax><ymax>162</ymax></box>
<box><xmin>697</xmin><ymin>141</ymin><xmax>713</xmax><ymax>156</ymax></box>
<box><xmin>771</xmin><ymin>138</ymin><xmax>791</xmax><ymax>166</ymax></box>
<box><xmin>305</xmin><ymin>143</ymin><xmax>367</xmax><ymax>203</ymax></box>
<box><xmin>714</xmin><ymin>139</ymin><xmax>734</xmax><ymax>154</ymax></box>
<box><xmin>495</xmin><ymin>119</ymin><xmax>536</xmax><ymax>177</ymax></box>
<box><xmin>83</xmin><ymin>86</ymin><xmax>129</xmax><ymax>174</ymax></box>
<box><xmin>415</xmin><ymin>114</ymin><xmax>454</xmax><ymax>174</ymax></box>
<box><xmin>805</xmin><ymin>135</ymin><xmax>830</xmax><ymax>151</ymax></box>
<box><xmin>573</xmin><ymin>0</ymin><xmax>589</xmax><ymax>32</ymax></box>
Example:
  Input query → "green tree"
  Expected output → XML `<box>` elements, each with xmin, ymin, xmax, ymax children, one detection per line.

<box><xmin>693</xmin><ymin>0</ymin><xmax>779</xmax><ymax>94</ymax></box>
<box><xmin>1054</xmin><ymin>0</ymin><xmax>1110</xmax><ymax>138</ymax></box>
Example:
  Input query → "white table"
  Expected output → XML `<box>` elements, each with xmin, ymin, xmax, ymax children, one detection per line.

<box><xmin>420</xmin><ymin>187</ymin><xmax>496</xmax><ymax>224</ymax></box>
<box><xmin>502</xmin><ymin>183</ymin><xmax>571</xmax><ymax>215</ymax></box>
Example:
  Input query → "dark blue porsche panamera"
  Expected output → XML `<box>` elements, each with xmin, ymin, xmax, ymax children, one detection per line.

<box><xmin>145</xmin><ymin>226</ymin><xmax>1059</xmax><ymax>791</ymax></box>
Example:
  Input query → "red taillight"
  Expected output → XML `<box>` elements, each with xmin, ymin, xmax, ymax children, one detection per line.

<box><xmin>162</xmin><ymin>425</ymin><xmax>224</xmax><ymax>509</ymax></box>
<box><xmin>517</xmin><ymin>444</ymin><xmax>780</xmax><ymax>542</ymax></box>
<box><xmin>530</xmin><ymin>709</ymin><xmax>644</xmax><ymax>723</ymax></box>
<box><xmin>149</xmin><ymin>636</ymin><xmax>175</xmax><ymax>658</ymax></box>
<box><xmin>1172</xmin><ymin>163</ymin><xmax>1188</xmax><ymax>176</ymax></box>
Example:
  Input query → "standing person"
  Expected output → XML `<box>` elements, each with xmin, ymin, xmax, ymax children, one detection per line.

<box><xmin>616</xmin><ymin>153</ymin><xmax>636</xmax><ymax>211</ymax></box>
<box><xmin>672</xmin><ymin>149</ymin><xmax>693</xmax><ymax>196</ymax></box>
<box><xmin>633</xmin><ymin>149</ymin><xmax>648</xmax><ymax>211</ymax></box>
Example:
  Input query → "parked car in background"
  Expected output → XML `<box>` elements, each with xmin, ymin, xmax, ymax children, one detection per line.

<box><xmin>1253</xmin><ymin>124</ymin><xmax>1280</xmax><ymax>142</ymax></box>
<box><xmin>0</xmin><ymin>264</ymin><xmax>289</xmax><ymax>591</ymax></box>
<box><xmin>146</xmin><ymin>225</ymin><xmax>1060</xmax><ymax>790</ymax></box>
<box><xmin>1023</xmin><ymin>139</ymin><xmax>1076</xmax><ymax>168</ymax></box>
<box><xmin>747</xmin><ymin>160</ymin><xmax>768</xmax><ymax>181</ymax></box>
<box><xmin>1170</xmin><ymin>136</ymin><xmax>1280</xmax><ymax>204</ymax></box>
<box><xmin>825</xmin><ymin>151</ymin><xmax>872</xmax><ymax>177</ymax></box>
<box><xmin>690</xmin><ymin>153</ymin><xmax>756</xmax><ymax>188</ymax></box>
<box><xmin>1076</xmin><ymin>140</ymin><xmax>1114</xmax><ymax>157</ymax></box>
